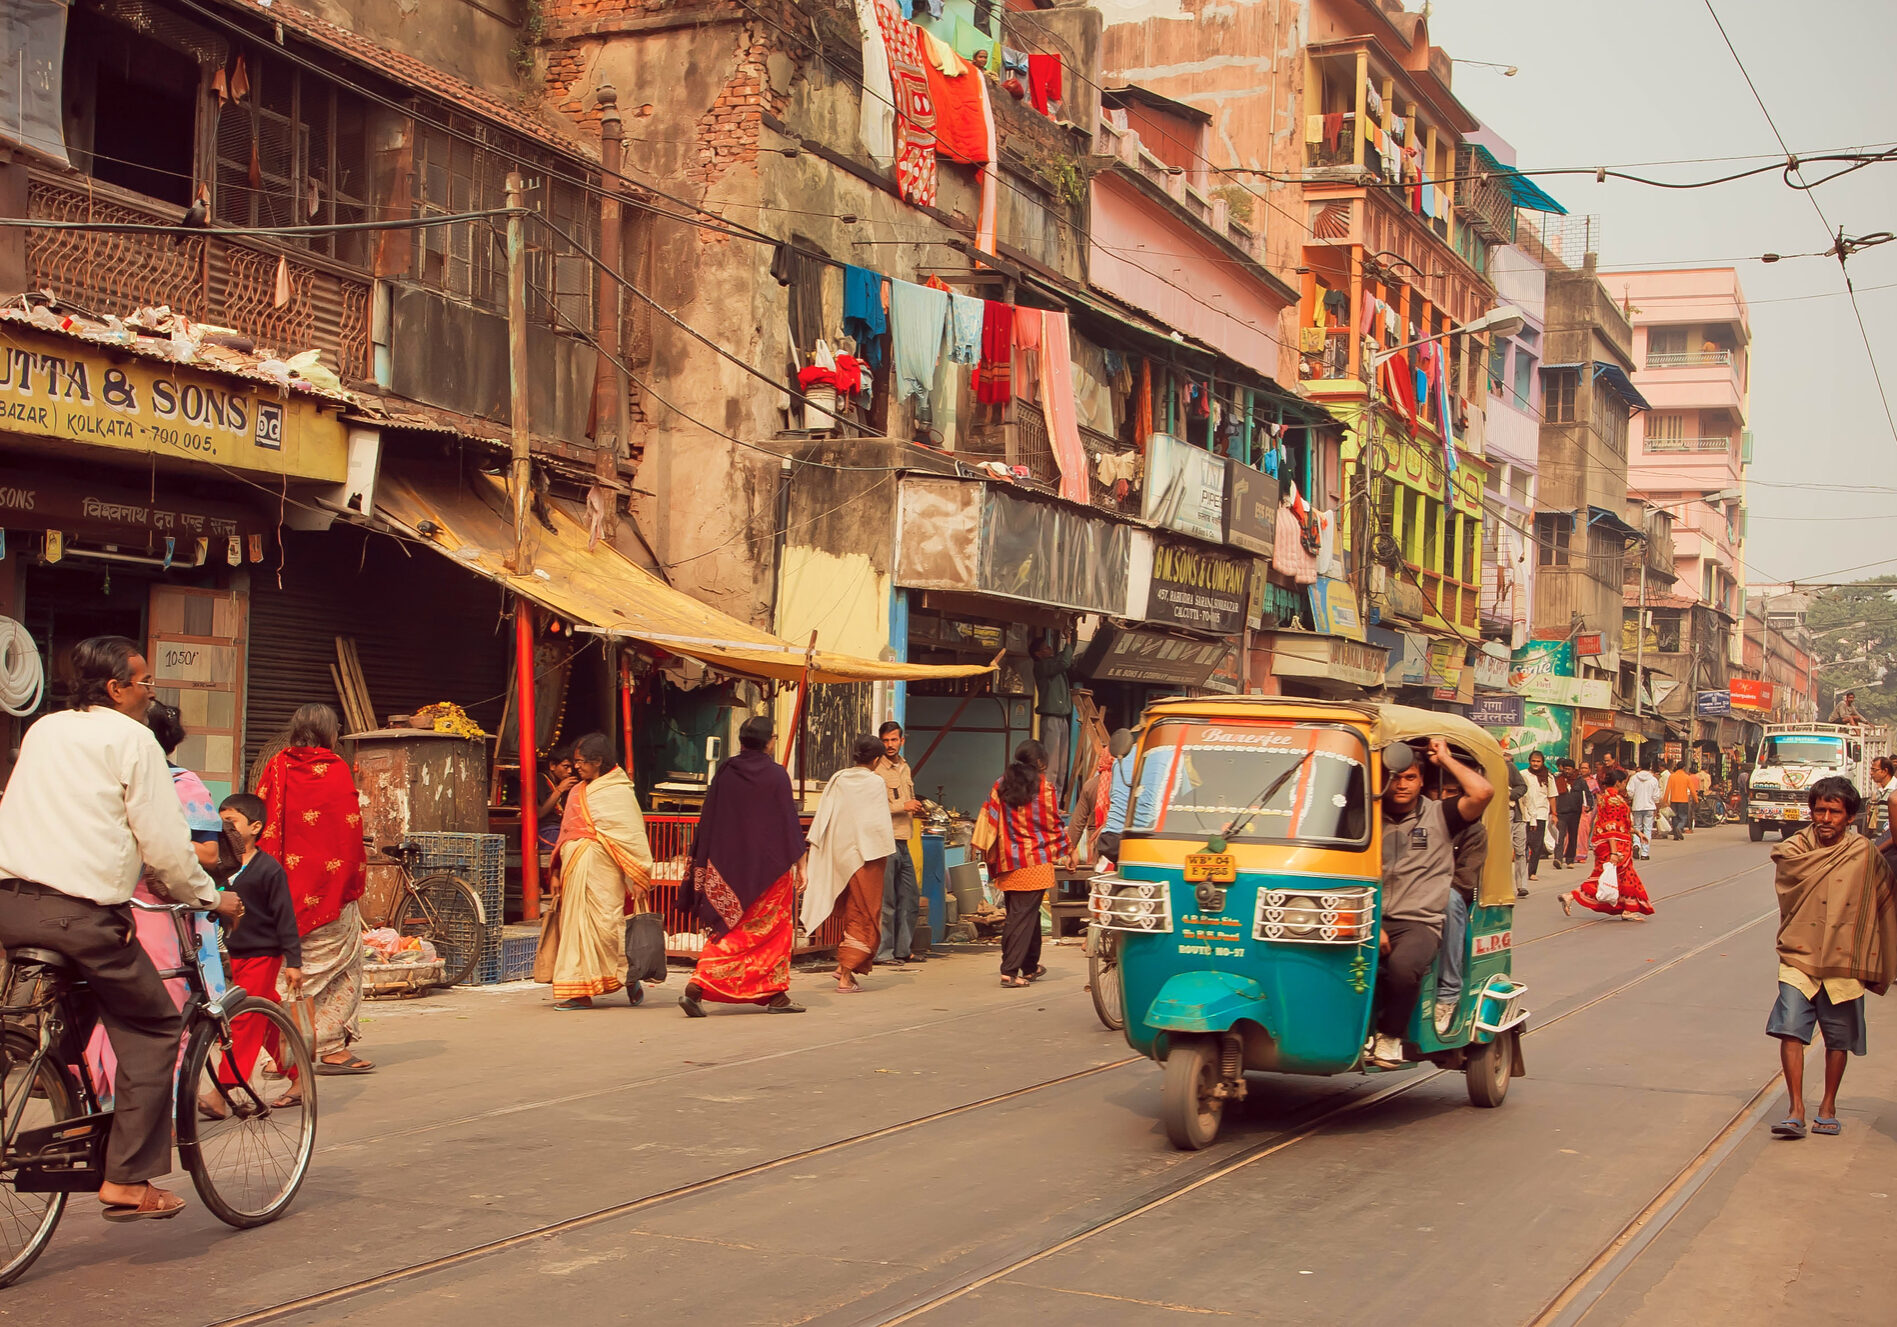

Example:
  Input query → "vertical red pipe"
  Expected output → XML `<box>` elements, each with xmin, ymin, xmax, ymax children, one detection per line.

<box><xmin>619</xmin><ymin>650</ymin><xmax>635</xmax><ymax>772</ymax></box>
<box><xmin>515</xmin><ymin>598</ymin><xmax>540</xmax><ymax>921</ymax></box>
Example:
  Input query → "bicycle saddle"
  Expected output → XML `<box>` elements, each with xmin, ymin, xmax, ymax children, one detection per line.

<box><xmin>6</xmin><ymin>948</ymin><xmax>75</xmax><ymax>973</ymax></box>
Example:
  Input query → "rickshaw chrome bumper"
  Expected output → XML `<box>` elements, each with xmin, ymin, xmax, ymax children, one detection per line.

<box><xmin>1144</xmin><ymin>971</ymin><xmax>1269</xmax><ymax>1034</ymax></box>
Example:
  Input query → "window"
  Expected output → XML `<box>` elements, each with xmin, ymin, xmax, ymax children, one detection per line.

<box><xmin>1648</xmin><ymin>326</ymin><xmax>1689</xmax><ymax>360</ymax></box>
<box><xmin>1126</xmin><ymin>721</ymin><xmax>1371</xmax><ymax>847</ymax></box>
<box><xmin>1702</xmin><ymin>561</ymin><xmax>1716</xmax><ymax>603</ymax></box>
<box><xmin>1545</xmin><ymin>368</ymin><xmax>1578</xmax><ymax>422</ymax></box>
<box><xmin>1653</xmin><ymin>610</ymin><xmax>1683</xmax><ymax>652</ymax></box>
<box><xmin>1649</xmin><ymin>413</ymin><xmax>1684</xmax><ymax>449</ymax></box>
<box><xmin>1600</xmin><ymin>399</ymin><xmax>1628</xmax><ymax>455</ymax></box>
<box><xmin>1535</xmin><ymin>511</ymin><xmax>1573</xmax><ymax>566</ymax></box>
<box><xmin>1421</xmin><ymin>497</ymin><xmax>1441</xmax><ymax>571</ymax></box>
<box><xmin>62</xmin><ymin>8</ymin><xmax>199</xmax><ymax>208</ymax></box>
<box><xmin>1460</xmin><ymin>512</ymin><xmax>1478</xmax><ymax>584</ymax></box>
<box><xmin>1511</xmin><ymin>341</ymin><xmax>1537</xmax><ymax>412</ymax></box>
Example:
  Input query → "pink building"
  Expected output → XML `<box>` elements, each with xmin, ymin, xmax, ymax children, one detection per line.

<box><xmin>1614</xmin><ymin>268</ymin><xmax>1750</xmax><ymax>622</ymax></box>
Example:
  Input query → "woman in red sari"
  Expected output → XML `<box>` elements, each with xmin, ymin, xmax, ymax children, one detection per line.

<box><xmin>677</xmin><ymin>716</ymin><xmax>808</xmax><ymax>1016</ymax></box>
<box><xmin>981</xmin><ymin>740</ymin><xmax>1070</xmax><ymax>988</ymax></box>
<box><xmin>1561</xmin><ymin>767</ymin><xmax>1655</xmax><ymax>921</ymax></box>
<box><xmin>256</xmin><ymin>702</ymin><xmax>373</xmax><ymax>1072</ymax></box>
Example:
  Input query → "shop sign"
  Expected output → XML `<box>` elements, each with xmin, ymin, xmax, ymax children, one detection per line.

<box><xmin>1730</xmin><ymin>677</ymin><xmax>1774</xmax><ymax>712</ymax></box>
<box><xmin>1200</xmin><ymin>646</ymin><xmax>1243</xmax><ymax>695</ymax></box>
<box><xmin>1489</xmin><ymin>701</ymin><xmax>1574</xmax><ymax>764</ymax></box>
<box><xmin>894</xmin><ymin>477</ymin><xmax>1130</xmax><ymax>616</ymax></box>
<box><xmin>0</xmin><ymin>472</ymin><xmax>264</xmax><ymax>543</ymax></box>
<box><xmin>1375</xmin><ymin>566</ymin><xmax>1429</xmax><ymax>622</ymax></box>
<box><xmin>1471</xmin><ymin>694</ymin><xmax>1524</xmax><ymax>728</ymax></box>
<box><xmin>1425</xmin><ymin>639</ymin><xmax>1465</xmax><ymax>690</ymax></box>
<box><xmin>1510</xmin><ymin>639</ymin><xmax>1580</xmax><ymax>706</ymax></box>
<box><xmin>1083</xmin><ymin>625</ymin><xmax>1228</xmax><ymax>689</ymax></box>
<box><xmin>1473</xmin><ymin>646</ymin><xmax>1509</xmax><ymax>692</ymax></box>
<box><xmin>1385</xmin><ymin>630</ymin><xmax>1430</xmax><ymax>685</ymax></box>
<box><xmin>1247</xmin><ymin>559</ymin><xmax>1269</xmax><ymax>629</ymax></box>
<box><xmin>1222</xmin><ymin>462</ymin><xmax>1278</xmax><ymax>557</ymax></box>
<box><xmin>1697</xmin><ymin>690</ymin><xmax>1732</xmax><ymax>716</ymax></box>
<box><xmin>1308</xmin><ymin>577</ymin><xmax>1365</xmax><ymax>641</ymax></box>
<box><xmin>1575</xmin><ymin>633</ymin><xmax>1604</xmax><ymax>657</ymax></box>
<box><xmin>1663</xmin><ymin>740</ymin><xmax>1684</xmax><ymax>764</ymax></box>
<box><xmin>942</xmin><ymin>620</ymin><xmax>1005</xmax><ymax>651</ymax></box>
<box><xmin>1144</xmin><ymin>541</ymin><xmax>1249</xmax><ymax>636</ymax></box>
<box><xmin>0</xmin><ymin>336</ymin><xmax>348</xmax><ymax>482</ymax></box>
<box><xmin>1577</xmin><ymin>677</ymin><xmax>1613</xmax><ymax>709</ymax></box>
<box><xmin>1579</xmin><ymin>709</ymin><xmax>1618</xmax><ymax>738</ymax></box>
<box><xmin>1265</xmin><ymin>631</ymin><xmax>1390</xmax><ymax>689</ymax></box>
<box><xmin>1142</xmin><ymin>433</ymin><xmax>1228</xmax><ymax>543</ymax></box>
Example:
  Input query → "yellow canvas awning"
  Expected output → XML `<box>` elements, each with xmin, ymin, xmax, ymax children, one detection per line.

<box><xmin>376</xmin><ymin>469</ymin><xmax>994</xmax><ymax>685</ymax></box>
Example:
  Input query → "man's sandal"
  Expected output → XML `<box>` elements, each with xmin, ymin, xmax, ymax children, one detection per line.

<box><xmin>101</xmin><ymin>1186</ymin><xmax>187</xmax><ymax>1222</ymax></box>
<box><xmin>1812</xmin><ymin>1116</ymin><xmax>1842</xmax><ymax>1135</ymax></box>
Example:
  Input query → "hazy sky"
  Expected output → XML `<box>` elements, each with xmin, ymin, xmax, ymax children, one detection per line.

<box><xmin>1422</xmin><ymin>0</ymin><xmax>1897</xmax><ymax>585</ymax></box>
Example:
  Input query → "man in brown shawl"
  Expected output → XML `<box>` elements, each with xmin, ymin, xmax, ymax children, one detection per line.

<box><xmin>1766</xmin><ymin>775</ymin><xmax>1897</xmax><ymax>1139</ymax></box>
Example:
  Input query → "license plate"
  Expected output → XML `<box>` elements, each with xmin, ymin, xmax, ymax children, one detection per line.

<box><xmin>1184</xmin><ymin>852</ymin><xmax>1237</xmax><ymax>883</ymax></box>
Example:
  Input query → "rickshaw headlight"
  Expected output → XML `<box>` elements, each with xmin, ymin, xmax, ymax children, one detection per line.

<box><xmin>1280</xmin><ymin>894</ymin><xmax>1322</xmax><ymax>937</ymax></box>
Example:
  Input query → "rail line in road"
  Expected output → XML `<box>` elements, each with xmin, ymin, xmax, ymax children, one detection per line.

<box><xmin>207</xmin><ymin>841</ymin><xmax>1779</xmax><ymax>1327</ymax></box>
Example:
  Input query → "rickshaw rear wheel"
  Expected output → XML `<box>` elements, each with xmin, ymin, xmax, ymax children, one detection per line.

<box><xmin>1465</xmin><ymin>1030</ymin><xmax>1513</xmax><ymax>1107</ymax></box>
<box><xmin>1161</xmin><ymin>1039</ymin><xmax>1224</xmax><ymax>1149</ymax></box>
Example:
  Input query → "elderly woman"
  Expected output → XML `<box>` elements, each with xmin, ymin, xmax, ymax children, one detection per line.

<box><xmin>255</xmin><ymin>702</ymin><xmax>372</xmax><ymax>1074</ymax></box>
<box><xmin>982</xmin><ymin>740</ymin><xmax>1069</xmax><ymax>988</ymax></box>
<box><xmin>538</xmin><ymin>732</ymin><xmax>653</xmax><ymax>1010</ymax></box>
<box><xmin>802</xmin><ymin>735</ymin><xmax>896</xmax><ymax>993</ymax></box>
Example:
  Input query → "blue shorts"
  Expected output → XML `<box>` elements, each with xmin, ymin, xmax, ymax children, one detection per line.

<box><xmin>1767</xmin><ymin>982</ymin><xmax>1868</xmax><ymax>1056</ymax></box>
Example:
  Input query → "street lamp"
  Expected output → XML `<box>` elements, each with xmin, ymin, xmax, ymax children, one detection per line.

<box><xmin>1368</xmin><ymin>304</ymin><xmax>1527</xmax><ymax>369</ymax></box>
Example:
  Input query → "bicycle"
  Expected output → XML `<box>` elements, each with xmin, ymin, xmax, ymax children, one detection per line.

<box><xmin>0</xmin><ymin>898</ymin><xmax>317</xmax><ymax>1287</ymax></box>
<box><xmin>365</xmin><ymin>841</ymin><xmax>489</xmax><ymax>988</ymax></box>
<box><xmin>1085</xmin><ymin>924</ymin><xmax>1125</xmax><ymax>1032</ymax></box>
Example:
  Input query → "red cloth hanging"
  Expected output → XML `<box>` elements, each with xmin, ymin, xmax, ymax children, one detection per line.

<box><xmin>1026</xmin><ymin>54</ymin><xmax>1062</xmax><ymax>115</ymax></box>
<box><xmin>922</xmin><ymin>52</ymin><xmax>990</xmax><ymax>165</ymax></box>
<box><xmin>976</xmin><ymin>301</ymin><xmax>1014</xmax><ymax>404</ymax></box>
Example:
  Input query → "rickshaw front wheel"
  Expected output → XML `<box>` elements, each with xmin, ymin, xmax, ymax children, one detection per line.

<box><xmin>1465</xmin><ymin>1030</ymin><xmax>1514</xmax><ymax>1108</ymax></box>
<box><xmin>1161</xmin><ymin>1039</ymin><xmax>1224</xmax><ymax>1149</ymax></box>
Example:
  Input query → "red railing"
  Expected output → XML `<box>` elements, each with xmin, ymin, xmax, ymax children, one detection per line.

<box><xmin>645</xmin><ymin>815</ymin><xmax>842</xmax><ymax>956</ymax></box>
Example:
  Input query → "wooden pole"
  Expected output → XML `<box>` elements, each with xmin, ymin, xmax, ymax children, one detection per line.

<box><xmin>515</xmin><ymin>598</ymin><xmax>541</xmax><ymax>921</ymax></box>
<box><xmin>506</xmin><ymin>171</ymin><xmax>533</xmax><ymax>574</ymax></box>
<box><xmin>594</xmin><ymin>86</ymin><xmax>627</xmax><ymax>475</ymax></box>
<box><xmin>781</xmin><ymin>631</ymin><xmax>819</xmax><ymax>772</ymax></box>
<box><xmin>619</xmin><ymin>649</ymin><xmax>635</xmax><ymax>773</ymax></box>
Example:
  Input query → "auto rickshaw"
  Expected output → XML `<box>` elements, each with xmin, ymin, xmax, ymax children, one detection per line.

<box><xmin>1089</xmin><ymin>696</ymin><xmax>1528</xmax><ymax>1149</ymax></box>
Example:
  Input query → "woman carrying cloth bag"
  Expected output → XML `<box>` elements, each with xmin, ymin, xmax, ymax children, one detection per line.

<box><xmin>537</xmin><ymin>732</ymin><xmax>654</xmax><ymax>1010</ymax></box>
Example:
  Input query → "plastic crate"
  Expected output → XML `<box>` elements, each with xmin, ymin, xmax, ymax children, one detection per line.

<box><xmin>499</xmin><ymin>923</ymin><xmax>540</xmax><ymax>983</ymax></box>
<box><xmin>403</xmin><ymin>832</ymin><xmax>505</xmax><ymax>984</ymax></box>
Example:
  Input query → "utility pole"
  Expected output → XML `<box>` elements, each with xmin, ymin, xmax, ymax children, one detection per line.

<box><xmin>506</xmin><ymin>171</ymin><xmax>533</xmax><ymax>573</ymax></box>
<box><xmin>1634</xmin><ymin>559</ymin><xmax>1647</xmax><ymax>720</ymax></box>
<box><xmin>592</xmin><ymin>85</ymin><xmax>627</xmax><ymax>483</ymax></box>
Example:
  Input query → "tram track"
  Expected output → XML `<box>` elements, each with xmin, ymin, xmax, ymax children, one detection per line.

<box><xmin>205</xmin><ymin>859</ymin><xmax>1780</xmax><ymax>1327</ymax></box>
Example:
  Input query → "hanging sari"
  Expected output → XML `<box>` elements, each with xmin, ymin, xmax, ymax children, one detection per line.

<box><xmin>538</xmin><ymin>767</ymin><xmax>652</xmax><ymax>1000</ymax></box>
<box><xmin>1571</xmin><ymin>790</ymin><xmax>1655</xmax><ymax>916</ymax></box>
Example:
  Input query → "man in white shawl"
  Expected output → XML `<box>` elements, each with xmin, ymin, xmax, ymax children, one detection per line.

<box><xmin>803</xmin><ymin>735</ymin><xmax>897</xmax><ymax>992</ymax></box>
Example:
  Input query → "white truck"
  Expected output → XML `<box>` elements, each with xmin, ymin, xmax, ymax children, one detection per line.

<box><xmin>1747</xmin><ymin>722</ymin><xmax>1890</xmax><ymax>841</ymax></box>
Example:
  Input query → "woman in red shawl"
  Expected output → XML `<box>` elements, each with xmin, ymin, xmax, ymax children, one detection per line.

<box><xmin>677</xmin><ymin>716</ymin><xmax>809</xmax><ymax>1015</ymax></box>
<box><xmin>981</xmin><ymin>740</ymin><xmax>1070</xmax><ymax>988</ymax></box>
<box><xmin>256</xmin><ymin>702</ymin><xmax>372</xmax><ymax>1072</ymax></box>
<box><xmin>1561</xmin><ymin>767</ymin><xmax>1655</xmax><ymax>921</ymax></box>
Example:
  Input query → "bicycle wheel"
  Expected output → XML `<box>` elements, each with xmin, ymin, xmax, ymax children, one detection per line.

<box><xmin>178</xmin><ymin>998</ymin><xmax>317</xmax><ymax>1229</ymax></box>
<box><xmin>1087</xmin><ymin>928</ymin><xmax>1125</xmax><ymax>1031</ymax></box>
<box><xmin>398</xmin><ymin>873</ymin><xmax>488</xmax><ymax>987</ymax></box>
<box><xmin>0</xmin><ymin>1032</ymin><xmax>78</xmax><ymax>1288</ymax></box>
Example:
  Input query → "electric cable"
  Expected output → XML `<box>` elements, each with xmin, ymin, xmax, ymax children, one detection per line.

<box><xmin>0</xmin><ymin>617</ymin><xmax>46</xmax><ymax>717</ymax></box>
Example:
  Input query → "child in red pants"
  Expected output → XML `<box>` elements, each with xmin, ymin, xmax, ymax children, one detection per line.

<box><xmin>204</xmin><ymin>794</ymin><xmax>303</xmax><ymax>1115</ymax></box>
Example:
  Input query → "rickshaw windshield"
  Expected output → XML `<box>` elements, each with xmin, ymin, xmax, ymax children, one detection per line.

<box><xmin>1125</xmin><ymin>720</ymin><xmax>1371</xmax><ymax>847</ymax></box>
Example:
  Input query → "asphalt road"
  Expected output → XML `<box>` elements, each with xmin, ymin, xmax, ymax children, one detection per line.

<box><xmin>4</xmin><ymin>823</ymin><xmax>1879</xmax><ymax>1326</ymax></box>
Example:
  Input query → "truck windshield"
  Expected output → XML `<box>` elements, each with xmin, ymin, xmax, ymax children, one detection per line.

<box><xmin>1761</xmin><ymin>735</ymin><xmax>1846</xmax><ymax>767</ymax></box>
<box><xmin>1125</xmin><ymin>720</ymin><xmax>1370</xmax><ymax>847</ymax></box>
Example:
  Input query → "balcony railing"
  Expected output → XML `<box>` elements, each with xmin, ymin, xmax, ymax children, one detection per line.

<box><xmin>1644</xmin><ymin>435</ymin><xmax>1735</xmax><ymax>454</ymax></box>
<box><xmin>1645</xmin><ymin>349</ymin><xmax>1734</xmax><ymax>369</ymax></box>
<box><xmin>26</xmin><ymin>170</ymin><xmax>371</xmax><ymax>382</ymax></box>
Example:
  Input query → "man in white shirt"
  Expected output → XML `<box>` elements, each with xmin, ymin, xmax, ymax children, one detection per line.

<box><xmin>0</xmin><ymin>636</ymin><xmax>241</xmax><ymax>1223</ymax></box>
<box><xmin>1626</xmin><ymin>761</ymin><xmax>1663</xmax><ymax>860</ymax></box>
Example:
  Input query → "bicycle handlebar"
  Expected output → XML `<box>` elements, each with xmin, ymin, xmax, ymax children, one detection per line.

<box><xmin>128</xmin><ymin>897</ymin><xmax>211</xmax><ymax>914</ymax></box>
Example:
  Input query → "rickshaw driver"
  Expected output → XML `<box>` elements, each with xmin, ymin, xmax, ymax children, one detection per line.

<box><xmin>1371</xmin><ymin>737</ymin><xmax>1494</xmax><ymax>1068</ymax></box>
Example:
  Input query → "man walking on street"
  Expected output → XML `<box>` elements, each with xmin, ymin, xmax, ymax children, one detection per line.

<box><xmin>0</xmin><ymin>636</ymin><xmax>243</xmax><ymax>1222</ymax></box>
<box><xmin>875</xmin><ymin>722</ymin><xmax>924</xmax><ymax>966</ymax></box>
<box><xmin>1765</xmin><ymin>775</ymin><xmax>1897</xmax><ymax>1139</ymax></box>
<box><xmin>1627</xmin><ymin>760</ymin><xmax>1663</xmax><ymax>860</ymax></box>
<box><xmin>1521</xmin><ymin>750</ymin><xmax>1553</xmax><ymax>883</ymax></box>
<box><xmin>1553</xmin><ymin>759</ymin><xmax>1586</xmax><ymax>867</ymax></box>
<box><xmin>1666</xmin><ymin>761</ymin><xmax>1697</xmax><ymax>842</ymax></box>
<box><xmin>1031</xmin><ymin>631</ymin><xmax>1074</xmax><ymax>800</ymax></box>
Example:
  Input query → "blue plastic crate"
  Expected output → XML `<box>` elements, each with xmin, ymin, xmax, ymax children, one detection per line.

<box><xmin>403</xmin><ymin>832</ymin><xmax>505</xmax><ymax>983</ymax></box>
<box><xmin>499</xmin><ymin>923</ymin><xmax>540</xmax><ymax>983</ymax></box>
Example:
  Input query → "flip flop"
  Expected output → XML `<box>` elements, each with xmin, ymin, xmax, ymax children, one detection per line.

<box><xmin>101</xmin><ymin>1186</ymin><xmax>187</xmax><ymax>1223</ymax></box>
<box><xmin>1812</xmin><ymin>1116</ymin><xmax>1842</xmax><ymax>1135</ymax></box>
<box><xmin>315</xmin><ymin>1054</ymin><xmax>376</xmax><ymax>1074</ymax></box>
<box><xmin>1770</xmin><ymin>1117</ymin><xmax>1808</xmax><ymax>1139</ymax></box>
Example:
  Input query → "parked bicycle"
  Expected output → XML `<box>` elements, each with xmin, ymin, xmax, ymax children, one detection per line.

<box><xmin>1085</xmin><ymin>924</ymin><xmax>1125</xmax><ymax>1031</ymax></box>
<box><xmin>365</xmin><ymin>841</ymin><xmax>489</xmax><ymax>988</ymax></box>
<box><xmin>0</xmin><ymin>899</ymin><xmax>316</xmax><ymax>1287</ymax></box>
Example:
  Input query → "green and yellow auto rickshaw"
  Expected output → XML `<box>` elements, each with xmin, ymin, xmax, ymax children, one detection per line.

<box><xmin>1088</xmin><ymin>696</ymin><xmax>1527</xmax><ymax>1149</ymax></box>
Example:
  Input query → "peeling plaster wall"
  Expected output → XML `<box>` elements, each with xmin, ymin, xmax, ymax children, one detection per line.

<box><xmin>309</xmin><ymin>0</ymin><xmax>523</xmax><ymax>91</ymax></box>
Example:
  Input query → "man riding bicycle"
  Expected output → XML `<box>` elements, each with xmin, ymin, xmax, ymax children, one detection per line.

<box><xmin>0</xmin><ymin>636</ymin><xmax>244</xmax><ymax>1222</ymax></box>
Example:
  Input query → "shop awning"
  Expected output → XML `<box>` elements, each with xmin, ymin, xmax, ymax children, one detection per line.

<box><xmin>376</xmin><ymin>469</ymin><xmax>994</xmax><ymax>685</ymax></box>
<box><xmin>1544</xmin><ymin>362</ymin><xmax>1652</xmax><ymax>413</ymax></box>
<box><xmin>1466</xmin><ymin>143</ymin><xmax>1567</xmax><ymax>215</ymax></box>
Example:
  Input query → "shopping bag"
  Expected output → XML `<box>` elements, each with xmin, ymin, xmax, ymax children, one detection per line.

<box><xmin>286</xmin><ymin>996</ymin><xmax>318</xmax><ymax>1053</ymax></box>
<box><xmin>625</xmin><ymin>911</ymin><xmax>667</xmax><ymax>985</ymax></box>
<box><xmin>1543</xmin><ymin>822</ymin><xmax>1559</xmax><ymax>854</ymax></box>
<box><xmin>1595</xmin><ymin>860</ymin><xmax>1620</xmax><ymax>907</ymax></box>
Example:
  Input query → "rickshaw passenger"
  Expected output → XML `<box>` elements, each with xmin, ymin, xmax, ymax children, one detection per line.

<box><xmin>1434</xmin><ymin>775</ymin><xmax>1489</xmax><ymax>1026</ymax></box>
<box><xmin>1372</xmin><ymin>738</ymin><xmax>1494</xmax><ymax>1067</ymax></box>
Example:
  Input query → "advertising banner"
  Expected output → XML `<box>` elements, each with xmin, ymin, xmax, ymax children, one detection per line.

<box><xmin>1488</xmin><ymin>701</ymin><xmax>1573</xmax><ymax>764</ymax></box>
<box><xmin>1472</xmin><ymin>694</ymin><xmax>1525</xmax><ymax>728</ymax></box>
<box><xmin>1223</xmin><ymin>463</ymin><xmax>1279</xmax><ymax>556</ymax></box>
<box><xmin>1145</xmin><ymin>541</ymin><xmax>1249</xmax><ymax>636</ymax></box>
<box><xmin>1142</xmin><ymin>433</ymin><xmax>1228</xmax><ymax>543</ymax></box>
<box><xmin>1729</xmin><ymin>678</ymin><xmax>1774</xmax><ymax>712</ymax></box>
<box><xmin>1309</xmin><ymin>577</ymin><xmax>1365</xmax><ymax>641</ymax></box>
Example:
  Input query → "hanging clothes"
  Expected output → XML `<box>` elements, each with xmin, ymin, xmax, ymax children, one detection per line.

<box><xmin>1323</xmin><ymin>111</ymin><xmax>1343</xmax><ymax>150</ymax></box>
<box><xmin>920</xmin><ymin>38</ymin><xmax>990</xmax><ymax>164</ymax></box>
<box><xmin>872</xmin><ymin>0</ymin><xmax>938</xmax><ymax>208</ymax></box>
<box><xmin>843</xmin><ymin>265</ymin><xmax>888</xmax><ymax>366</ymax></box>
<box><xmin>889</xmin><ymin>278</ymin><xmax>948</xmax><ymax>404</ymax></box>
<box><xmin>1384</xmin><ymin>351</ymin><xmax>1417</xmax><ymax>436</ymax></box>
<box><xmin>947</xmin><ymin>292</ymin><xmax>983</xmax><ymax>365</ymax></box>
<box><xmin>975</xmin><ymin>300</ymin><xmax>1014</xmax><ymax>403</ymax></box>
<box><xmin>1012</xmin><ymin>305</ymin><xmax>1042</xmax><ymax>402</ymax></box>
<box><xmin>854</xmin><ymin>0</ymin><xmax>897</xmax><ymax>169</ymax></box>
<box><xmin>973</xmin><ymin>56</ymin><xmax>999</xmax><ymax>258</ymax></box>
<box><xmin>1134</xmin><ymin>358</ymin><xmax>1153</xmax><ymax>450</ymax></box>
<box><xmin>1026</xmin><ymin>54</ymin><xmax>1062</xmax><ymax>116</ymax></box>
<box><xmin>1037</xmin><ymin>310</ymin><xmax>1089</xmax><ymax>506</ymax></box>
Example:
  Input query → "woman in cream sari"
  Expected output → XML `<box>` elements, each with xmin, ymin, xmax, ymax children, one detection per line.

<box><xmin>537</xmin><ymin>732</ymin><xmax>653</xmax><ymax>1010</ymax></box>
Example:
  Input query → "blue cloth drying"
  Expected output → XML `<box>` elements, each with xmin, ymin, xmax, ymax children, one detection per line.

<box><xmin>889</xmin><ymin>279</ymin><xmax>949</xmax><ymax>405</ymax></box>
<box><xmin>948</xmin><ymin>292</ymin><xmax>983</xmax><ymax>365</ymax></box>
<box><xmin>843</xmin><ymin>264</ymin><xmax>888</xmax><ymax>366</ymax></box>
